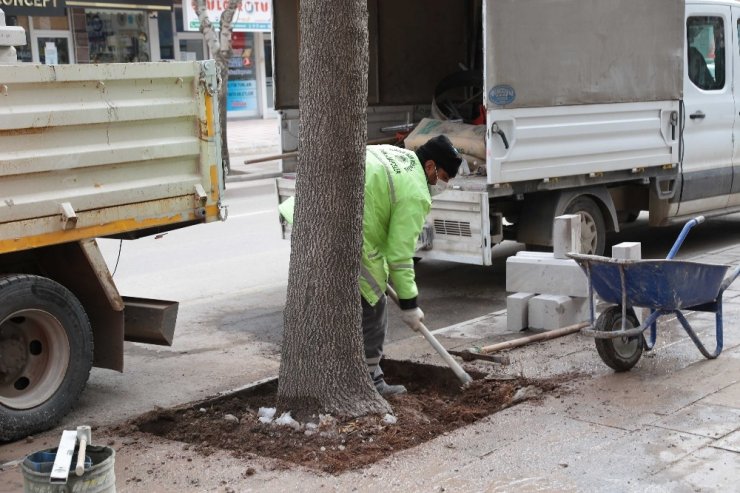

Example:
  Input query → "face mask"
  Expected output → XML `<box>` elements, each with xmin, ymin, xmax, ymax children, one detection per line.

<box><xmin>429</xmin><ymin>180</ymin><xmax>448</xmax><ymax>197</ymax></box>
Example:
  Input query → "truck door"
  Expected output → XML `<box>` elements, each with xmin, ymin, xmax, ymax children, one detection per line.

<box><xmin>728</xmin><ymin>6</ymin><xmax>740</xmax><ymax>208</ymax></box>
<box><xmin>680</xmin><ymin>5</ymin><xmax>733</xmax><ymax>215</ymax></box>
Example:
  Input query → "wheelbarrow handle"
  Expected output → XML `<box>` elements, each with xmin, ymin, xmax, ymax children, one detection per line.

<box><xmin>667</xmin><ymin>216</ymin><xmax>705</xmax><ymax>260</ymax></box>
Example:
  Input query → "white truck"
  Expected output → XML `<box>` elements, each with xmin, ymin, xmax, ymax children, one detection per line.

<box><xmin>274</xmin><ymin>0</ymin><xmax>739</xmax><ymax>263</ymax></box>
<box><xmin>0</xmin><ymin>13</ymin><xmax>225</xmax><ymax>441</ymax></box>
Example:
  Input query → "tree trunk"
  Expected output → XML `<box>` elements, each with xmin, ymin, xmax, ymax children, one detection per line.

<box><xmin>216</xmin><ymin>0</ymin><xmax>238</xmax><ymax>174</ymax></box>
<box><xmin>214</xmin><ymin>52</ymin><xmax>230</xmax><ymax>175</ymax></box>
<box><xmin>277</xmin><ymin>0</ymin><xmax>390</xmax><ymax>417</ymax></box>
<box><xmin>193</xmin><ymin>0</ymin><xmax>237</xmax><ymax>175</ymax></box>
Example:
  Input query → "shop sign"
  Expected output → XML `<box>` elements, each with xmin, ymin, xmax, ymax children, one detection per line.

<box><xmin>0</xmin><ymin>0</ymin><xmax>66</xmax><ymax>17</ymax></box>
<box><xmin>227</xmin><ymin>32</ymin><xmax>258</xmax><ymax>115</ymax></box>
<box><xmin>183</xmin><ymin>0</ymin><xmax>272</xmax><ymax>32</ymax></box>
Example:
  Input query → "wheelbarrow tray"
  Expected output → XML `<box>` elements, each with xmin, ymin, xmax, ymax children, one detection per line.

<box><xmin>569</xmin><ymin>254</ymin><xmax>730</xmax><ymax>311</ymax></box>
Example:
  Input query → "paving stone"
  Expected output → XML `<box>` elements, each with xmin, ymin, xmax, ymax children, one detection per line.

<box><xmin>712</xmin><ymin>430</ymin><xmax>740</xmax><ymax>453</ymax></box>
<box><xmin>653</xmin><ymin>402</ymin><xmax>740</xmax><ymax>439</ymax></box>
<box><xmin>649</xmin><ymin>446</ymin><xmax>740</xmax><ymax>491</ymax></box>
<box><xmin>701</xmin><ymin>381</ymin><xmax>740</xmax><ymax>409</ymax></box>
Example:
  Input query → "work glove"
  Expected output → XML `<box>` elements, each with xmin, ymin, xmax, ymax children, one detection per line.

<box><xmin>401</xmin><ymin>307</ymin><xmax>425</xmax><ymax>332</ymax></box>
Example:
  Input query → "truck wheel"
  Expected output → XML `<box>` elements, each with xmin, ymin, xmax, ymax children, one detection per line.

<box><xmin>594</xmin><ymin>306</ymin><xmax>642</xmax><ymax>372</ymax></box>
<box><xmin>0</xmin><ymin>275</ymin><xmax>93</xmax><ymax>442</ymax></box>
<box><xmin>563</xmin><ymin>196</ymin><xmax>606</xmax><ymax>256</ymax></box>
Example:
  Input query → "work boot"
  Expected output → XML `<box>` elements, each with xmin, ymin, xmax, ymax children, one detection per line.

<box><xmin>374</xmin><ymin>379</ymin><xmax>407</xmax><ymax>396</ymax></box>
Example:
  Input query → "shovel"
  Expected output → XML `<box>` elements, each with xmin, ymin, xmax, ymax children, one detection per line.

<box><xmin>386</xmin><ymin>285</ymin><xmax>473</xmax><ymax>385</ymax></box>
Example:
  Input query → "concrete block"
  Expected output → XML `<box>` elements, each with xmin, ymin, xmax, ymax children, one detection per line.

<box><xmin>506</xmin><ymin>255</ymin><xmax>589</xmax><ymax>297</ymax></box>
<box><xmin>507</xmin><ymin>292</ymin><xmax>535</xmax><ymax>331</ymax></box>
<box><xmin>515</xmin><ymin>251</ymin><xmax>554</xmax><ymax>259</ymax></box>
<box><xmin>0</xmin><ymin>46</ymin><xmax>15</xmax><ymax>64</ymax></box>
<box><xmin>553</xmin><ymin>214</ymin><xmax>581</xmax><ymax>259</ymax></box>
<box><xmin>612</xmin><ymin>242</ymin><xmax>642</xmax><ymax>260</ymax></box>
<box><xmin>528</xmin><ymin>294</ymin><xmax>590</xmax><ymax>330</ymax></box>
<box><xmin>610</xmin><ymin>242</ymin><xmax>648</xmax><ymax>323</ymax></box>
<box><xmin>0</xmin><ymin>25</ymin><xmax>27</xmax><ymax>47</ymax></box>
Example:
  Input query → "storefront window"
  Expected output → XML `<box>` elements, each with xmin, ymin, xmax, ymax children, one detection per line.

<box><xmin>157</xmin><ymin>11</ymin><xmax>174</xmax><ymax>60</ymax></box>
<box><xmin>264</xmin><ymin>36</ymin><xmax>274</xmax><ymax>111</ymax></box>
<box><xmin>36</xmin><ymin>36</ymin><xmax>72</xmax><ymax>64</ymax></box>
<box><xmin>175</xmin><ymin>5</ymin><xmax>184</xmax><ymax>32</ymax></box>
<box><xmin>177</xmin><ymin>39</ymin><xmax>203</xmax><ymax>60</ymax></box>
<box><xmin>85</xmin><ymin>9</ymin><xmax>151</xmax><ymax>63</ymax></box>
<box><xmin>228</xmin><ymin>32</ymin><xmax>259</xmax><ymax>117</ymax></box>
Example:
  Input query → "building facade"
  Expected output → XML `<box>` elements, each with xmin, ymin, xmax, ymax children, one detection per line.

<box><xmin>1</xmin><ymin>0</ymin><xmax>274</xmax><ymax>118</ymax></box>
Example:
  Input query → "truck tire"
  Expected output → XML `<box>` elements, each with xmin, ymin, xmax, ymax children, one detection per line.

<box><xmin>563</xmin><ymin>196</ymin><xmax>606</xmax><ymax>256</ymax></box>
<box><xmin>0</xmin><ymin>274</ymin><xmax>93</xmax><ymax>442</ymax></box>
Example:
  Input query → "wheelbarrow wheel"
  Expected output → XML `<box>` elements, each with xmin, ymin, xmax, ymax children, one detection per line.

<box><xmin>594</xmin><ymin>306</ymin><xmax>642</xmax><ymax>372</ymax></box>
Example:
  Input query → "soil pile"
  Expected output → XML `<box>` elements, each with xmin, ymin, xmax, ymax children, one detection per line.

<box><xmin>128</xmin><ymin>361</ymin><xmax>571</xmax><ymax>473</ymax></box>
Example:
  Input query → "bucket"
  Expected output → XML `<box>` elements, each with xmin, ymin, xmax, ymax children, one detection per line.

<box><xmin>20</xmin><ymin>445</ymin><xmax>115</xmax><ymax>493</ymax></box>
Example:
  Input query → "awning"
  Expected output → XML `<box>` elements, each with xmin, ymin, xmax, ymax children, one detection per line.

<box><xmin>66</xmin><ymin>0</ymin><xmax>172</xmax><ymax>11</ymax></box>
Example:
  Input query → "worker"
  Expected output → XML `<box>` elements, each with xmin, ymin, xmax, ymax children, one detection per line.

<box><xmin>279</xmin><ymin>135</ymin><xmax>464</xmax><ymax>396</ymax></box>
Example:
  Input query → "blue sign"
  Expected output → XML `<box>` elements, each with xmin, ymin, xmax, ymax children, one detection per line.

<box><xmin>227</xmin><ymin>80</ymin><xmax>258</xmax><ymax>112</ymax></box>
<box><xmin>489</xmin><ymin>85</ymin><xmax>516</xmax><ymax>106</ymax></box>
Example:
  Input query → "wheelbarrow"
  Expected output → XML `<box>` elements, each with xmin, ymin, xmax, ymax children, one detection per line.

<box><xmin>568</xmin><ymin>216</ymin><xmax>740</xmax><ymax>371</ymax></box>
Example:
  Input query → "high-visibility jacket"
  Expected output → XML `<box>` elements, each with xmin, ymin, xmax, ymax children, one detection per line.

<box><xmin>278</xmin><ymin>145</ymin><xmax>431</xmax><ymax>307</ymax></box>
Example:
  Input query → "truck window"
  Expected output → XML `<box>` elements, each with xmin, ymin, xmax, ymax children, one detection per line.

<box><xmin>687</xmin><ymin>16</ymin><xmax>725</xmax><ymax>91</ymax></box>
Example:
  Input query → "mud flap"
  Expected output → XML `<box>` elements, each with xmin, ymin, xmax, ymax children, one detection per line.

<box><xmin>123</xmin><ymin>297</ymin><xmax>179</xmax><ymax>346</ymax></box>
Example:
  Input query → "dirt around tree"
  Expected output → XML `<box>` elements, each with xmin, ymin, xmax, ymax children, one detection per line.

<box><xmin>123</xmin><ymin>361</ymin><xmax>576</xmax><ymax>474</ymax></box>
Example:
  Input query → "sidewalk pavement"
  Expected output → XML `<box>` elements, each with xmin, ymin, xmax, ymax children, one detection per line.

<box><xmin>224</xmin><ymin>117</ymin><xmax>283</xmax><ymax>183</ymax></box>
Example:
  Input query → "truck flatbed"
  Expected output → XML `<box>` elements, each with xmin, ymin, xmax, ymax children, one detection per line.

<box><xmin>0</xmin><ymin>61</ymin><xmax>225</xmax><ymax>254</ymax></box>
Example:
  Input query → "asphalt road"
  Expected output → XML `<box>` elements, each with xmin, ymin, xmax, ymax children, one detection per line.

<box><xmin>99</xmin><ymin>180</ymin><xmax>740</xmax><ymax>344</ymax></box>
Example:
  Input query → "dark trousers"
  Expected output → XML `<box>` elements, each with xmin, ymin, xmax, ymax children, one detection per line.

<box><xmin>362</xmin><ymin>294</ymin><xmax>387</xmax><ymax>383</ymax></box>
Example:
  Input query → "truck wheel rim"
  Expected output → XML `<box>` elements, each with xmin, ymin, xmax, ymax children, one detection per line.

<box><xmin>0</xmin><ymin>309</ymin><xmax>70</xmax><ymax>410</ymax></box>
<box><xmin>578</xmin><ymin>212</ymin><xmax>598</xmax><ymax>254</ymax></box>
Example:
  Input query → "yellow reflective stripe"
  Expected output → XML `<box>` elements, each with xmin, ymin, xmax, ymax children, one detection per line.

<box><xmin>389</xmin><ymin>263</ymin><xmax>414</xmax><ymax>270</ymax></box>
<box><xmin>360</xmin><ymin>265</ymin><xmax>384</xmax><ymax>298</ymax></box>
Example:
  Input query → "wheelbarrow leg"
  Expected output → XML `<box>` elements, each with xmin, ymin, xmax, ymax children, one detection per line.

<box><xmin>642</xmin><ymin>309</ymin><xmax>660</xmax><ymax>350</ymax></box>
<box><xmin>674</xmin><ymin>308</ymin><xmax>723</xmax><ymax>359</ymax></box>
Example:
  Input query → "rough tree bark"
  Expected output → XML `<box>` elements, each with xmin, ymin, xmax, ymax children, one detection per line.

<box><xmin>277</xmin><ymin>0</ymin><xmax>391</xmax><ymax>417</ymax></box>
<box><xmin>193</xmin><ymin>0</ymin><xmax>238</xmax><ymax>175</ymax></box>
